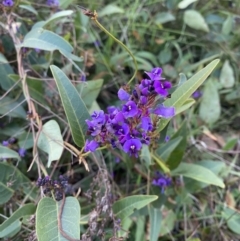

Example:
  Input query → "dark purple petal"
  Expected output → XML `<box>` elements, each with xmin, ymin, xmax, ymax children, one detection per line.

<box><xmin>145</xmin><ymin>67</ymin><xmax>162</xmax><ymax>81</ymax></box>
<box><xmin>91</xmin><ymin>110</ymin><xmax>106</xmax><ymax>124</ymax></box>
<box><xmin>118</xmin><ymin>88</ymin><xmax>130</xmax><ymax>101</ymax></box>
<box><xmin>84</xmin><ymin>140</ymin><xmax>99</xmax><ymax>152</ymax></box>
<box><xmin>46</xmin><ymin>0</ymin><xmax>59</xmax><ymax>6</ymax></box>
<box><xmin>2</xmin><ymin>0</ymin><xmax>14</xmax><ymax>6</ymax></box>
<box><xmin>163</xmin><ymin>81</ymin><xmax>172</xmax><ymax>89</ymax></box>
<box><xmin>154</xmin><ymin>105</ymin><xmax>175</xmax><ymax>118</ymax></box>
<box><xmin>86</xmin><ymin>120</ymin><xmax>102</xmax><ymax>136</ymax></box>
<box><xmin>122</xmin><ymin>101</ymin><xmax>138</xmax><ymax>118</ymax></box>
<box><xmin>2</xmin><ymin>140</ymin><xmax>9</xmax><ymax>146</ymax></box>
<box><xmin>18</xmin><ymin>148</ymin><xmax>26</xmax><ymax>157</ymax></box>
<box><xmin>114</xmin><ymin>123</ymin><xmax>130</xmax><ymax>136</ymax></box>
<box><xmin>153</xmin><ymin>80</ymin><xmax>168</xmax><ymax>97</ymax></box>
<box><xmin>192</xmin><ymin>91</ymin><xmax>202</xmax><ymax>99</ymax></box>
<box><xmin>140</xmin><ymin>117</ymin><xmax>153</xmax><ymax>131</ymax></box>
<box><xmin>140</xmin><ymin>96</ymin><xmax>147</xmax><ymax>105</ymax></box>
<box><xmin>123</xmin><ymin>138</ymin><xmax>142</xmax><ymax>157</ymax></box>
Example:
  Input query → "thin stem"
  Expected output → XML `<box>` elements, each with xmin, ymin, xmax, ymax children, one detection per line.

<box><xmin>92</xmin><ymin>17</ymin><xmax>138</xmax><ymax>85</ymax></box>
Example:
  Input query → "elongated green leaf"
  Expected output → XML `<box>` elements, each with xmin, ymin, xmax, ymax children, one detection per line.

<box><xmin>222</xmin><ymin>207</ymin><xmax>240</xmax><ymax>235</ymax></box>
<box><xmin>19</xmin><ymin>28</ymin><xmax>82</xmax><ymax>63</ymax></box>
<box><xmin>171</xmin><ymin>162</ymin><xmax>225</xmax><ymax>188</ymax></box>
<box><xmin>0</xmin><ymin>204</ymin><xmax>35</xmax><ymax>232</ymax></box>
<box><xmin>37</xmin><ymin>120</ymin><xmax>64</xmax><ymax>167</ymax></box>
<box><xmin>199</xmin><ymin>79</ymin><xmax>221</xmax><ymax>123</ymax></box>
<box><xmin>0</xmin><ymin>146</ymin><xmax>20</xmax><ymax>160</ymax></box>
<box><xmin>36</xmin><ymin>197</ymin><xmax>80</xmax><ymax>241</ymax></box>
<box><xmin>159</xmin><ymin>209</ymin><xmax>176</xmax><ymax>236</ymax></box>
<box><xmin>135</xmin><ymin>216</ymin><xmax>145</xmax><ymax>241</ymax></box>
<box><xmin>158</xmin><ymin>59</ymin><xmax>220</xmax><ymax>131</ymax></box>
<box><xmin>76</xmin><ymin>79</ymin><xmax>103</xmax><ymax>108</ymax></box>
<box><xmin>0</xmin><ymin>54</ymin><xmax>14</xmax><ymax>91</ymax></box>
<box><xmin>220</xmin><ymin>60</ymin><xmax>235</xmax><ymax>88</ymax></box>
<box><xmin>184</xmin><ymin>10</ymin><xmax>209</xmax><ymax>32</ymax></box>
<box><xmin>165</xmin><ymin>122</ymin><xmax>187</xmax><ymax>170</ymax></box>
<box><xmin>19</xmin><ymin>5</ymin><xmax>38</xmax><ymax>15</ymax></box>
<box><xmin>9</xmin><ymin>74</ymin><xmax>47</xmax><ymax>105</ymax></box>
<box><xmin>157</xmin><ymin>137</ymin><xmax>182</xmax><ymax>161</ymax></box>
<box><xmin>0</xmin><ymin>162</ymin><xmax>37</xmax><ymax>201</ymax></box>
<box><xmin>50</xmin><ymin>65</ymin><xmax>90</xmax><ymax>147</ymax></box>
<box><xmin>0</xmin><ymin>183</ymin><xmax>14</xmax><ymax>205</ymax></box>
<box><xmin>0</xmin><ymin>220</ymin><xmax>21</xmax><ymax>239</ymax></box>
<box><xmin>113</xmin><ymin>195</ymin><xmax>158</xmax><ymax>222</ymax></box>
<box><xmin>43</xmin><ymin>10</ymin><xmax>74</xmax><ymax>27</ymax></box>
<box><xmin>0</xmin><ymin>96</ymin><xmax>26</xmax><ymax>119</ymax></box>
<box><xmin>175</xmin><ymin>98</ymin><xmax>195</xmax><ymax>115</ymax></box>
<box><xmin>149</xmin><ymin>206</ymin><xmax>162</xmax><ymax>241</ymax></box>
<box><xmin>98</xmin><ymin>4</ymin><xmax>124</xmax><ymax>17</ymax></box>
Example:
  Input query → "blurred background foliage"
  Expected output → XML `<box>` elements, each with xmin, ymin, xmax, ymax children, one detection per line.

<box><xmin>1</xmin><ymin>0</ymin><xmax>240</xmax><ymax>240</ymax></box>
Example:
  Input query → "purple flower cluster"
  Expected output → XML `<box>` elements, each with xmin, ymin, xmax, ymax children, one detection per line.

<box><xmin>46</xmin><ymin>0</ymin><xmax>59</xmax><ymax>7</ymax></box>
<box><xmin>84</xmin><ymin>67</ymin><xmax>175</xmax><ymax>157</ymax></box>
<box><xmin>2</xmin><ymin>0</ymin><xmax>14</xmax><ymax>7</ymax></box>
<box><xmin>152</xmin><ymin>172</ymin><xmax>171</xmax><ymax>193</ymax></box>
<box><xmin>2</xmin><ymin>140</ymin><xmax>26</xmax><ymax>157</ymax></box>
<box><xmin>37</xmin><ymin>175</ymin><xmax>69</xmax><ymax>201</ymax></box>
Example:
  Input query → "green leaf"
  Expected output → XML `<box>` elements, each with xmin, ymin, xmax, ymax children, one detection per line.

<box><xmin>199</xmin><ymin>79</ymin><xmax>221</xmax><ymax>123</ymax></box>
<box><xmin>37</xmin><ymin>120</ymin><xmax>64</xmax><ymax>167</ymax></box>
<box><xmin>0</xmin><ymin>204</ymin><xmax>36</xmax><ymax>233</ymax></box>
<box><xmin>184</xmin><ymin>10</ymin><xmax>209</xmax><ymax>32</ymax></box>
<box><xmin>0</xmin><ymin>54</ymin><xmax>14</xmax><ymax>91</ymax></box>
<box><xmin>135</xmin><ymin>216</ymin><xmax>145</xmax><ymax>241</ymax></box>
<box><xmin>178</xmin><ymin>0</ymin><xmax>198</xmax><ymax>9</ymax></box>
<box><xmin>50</xmin><ymin>65</ymin><xmax>90</xmax><ymax>147</ymax></box>
<box><xmin>154</xmin><ymin>12</ymin><xmax>176</xmax><ymax>24</ymax></box>
<box><xmin>157</xmin><ymin>136</ymin><xmax>183</xmax><ymax>161</ymax></box>
<box><xmin>222</xmin><ymin>15</ymin><xmax>233</xmax><ymax>35</ymax></box>
<box><xmin>0</xmin><ymin>146</ymin><xmax>20</xmax><ymax>160</ymax></box>
<box><xmin>76</xmin><ymin>79</ymin><xmax>103</xmax><ymax>108</ymax></box>
<box><xmin>9</xmin><ymin>74</ymin><xmax>47</xmax><ymax>105</ymax></box>
<box><xmin>159</xmin><ymin>209</ymin><xmax>176</xmax><ymax>236</ymax></box>
<box><xmin>43</xmin><ymin>10</ymin><xmax>74</xmax><ymax>27</ymax></box>
<box><xmin>140</xmin><ymin>145</ymin><xmax>152</xmax><ymax>167</ymax></box>
<box><xmin>149</xmin><ymin>206</ymin><xmax>162</xmax><ymax>241</ymax></box>
<box><xmin>165</xmin><ymin>122</ymin><xmax>188</xmax><ymax>170</ymax></box>
<box><xmin>0</xmin><ymin>96</ymin><xmax>26</xmax><ymax>119</ymax></box>
<box><xmin>19</xmin><ymin>5</ymin><xmax>38</xmax><ymax>15</ymax></box>
<box><xmin>98</xmin><ymin>4</ymin><xmax>124</xmax><ymax>17</ymax></box>
<box><xmin>0</xmin><ymin>183</ymin><xmax>14</xmax><ymax>205</ymax></box>
<box><xmin>0</xmin><ymin>162</ymin><xmax>37</xmax><ymax>201</ymax></box>
<box><xmin>220</xmin><ymin>60</ymin><xmax>235</xmax><ymax>88</ymax></box>
<box><xmin>19</xmin><ymin>28</ymin><xmax>82</xmax><ymax>63</ymax></box>
<box><xmin>171</xmin><ymin>162</ymin><xmax>225</xmax><ymax>188</ymax></box>
<box><xmin>0</xmin><ymin>220</ymin><xmax>21</xmax><ymax>239</ymax></box>
<box><xmin>175</xmin><ymin>98</ymin><xmax>195</xmax><ymax>115</ymax></box>
<box><xmin>158</xmin><ymin>59</ymin><xmax>220</xmax><ymax>131</ymax></box>
<box><xmin>36</xmin><ymin>197</ymin><xmax>80</xmax><ymax>241</ymax></box>
<box><xmin>113</xmin><ymin>195</ymin><xmax>158</xmax><ymax>222</ymax></box>
<box><xmin>222</xmin><ymin>207</ymin><xmax>240</xmax><ymax>235</ymax></box>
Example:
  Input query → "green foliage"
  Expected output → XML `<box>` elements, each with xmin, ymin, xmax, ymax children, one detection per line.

<box><xmin>36</xmin><ymin>197</ymin><xmax>80</xmax><ymax>241</ymax></box>
<box><xmin>50</xmin><ymin>65</ymin><xmax>90</xmax><ymax>147</ymax></box>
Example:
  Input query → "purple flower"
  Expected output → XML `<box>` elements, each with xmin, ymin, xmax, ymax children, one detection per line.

<box><xmin>140</xmin><ymin>96</ymin><xmax>147</xmax><ymax>105</ymax></box>
<box><xmin>123</xmin><ymin>138</ymin><xmax>142</xmax><ymax>157</ymax></box>
<box><xmin>122</xmin><ymin>101</ymin><xmax>138</xmax><ymax>118</ymax></box>
<box><xmin>18</xmin><ymin>148</ymin><xmax>26</xmax><ymax>157</ymax></box>
<box><xmin>2</xmin><ymin>0</ymin><xmax>14</xmax><ymax>6</ymax></box>
<box><xmin>86</xmin><ymin>120</ymin><xmax>102</xmax><ymax>136</ymax></box>
<box><xmin>115</xmin><ymin>157</ymin><xmax>120</xmax><ymax>163</ymax></box>
<box><xmin>118</xmin><ymin>88</ymin><xmax>130</xmax><ymax>101</ymax></box>
<box><xmin>154</xmin><ymin>104</ymin><xmax>175</xmax><ymax>118</ymax></box>
<box><xmin>2</xmin><ymin>140</ymin><xmax>9</xmax><ymax>146</ymax></box>
<box><xmin>145</xmin><ymin>67</ymin><xmax>162</xmax><ymax>81</ymax></box>
<box><xmin>153</xmin><ymin>80</ymin><xmax>172</xmax><ymax>97</ymax></box>
<box><xmin>46</xmin><ymin>0</ymin><xmax>59</xmax><ymax>6</ymax></box>
<box><xmin>114</xmin><ymin>123</ymin><xmax>130</xmax><ymax>136</ymax></box>
<box><xmin>80</xmin><ymin>75</ymin><xmax>86</xmax><ymax>82</ymax></box>
<box><xmin>94</xmin><ymin>40</ymin><xmax>101</xmax><ymax>47</ymax></box>
<box><xmin>192</xmin><ymin>90</ymin><xmax>202</xmax><ymax>99</ymax></box>
<box><xmin>152</xmin><ymin>172</ymin><xmax>171</xmax><ymax>193</ymax></box>
<box><xmin>91</xmin><ymin>110</ymin><xmax>106</xmax><ymax>125</ymax></box>
<box><xmin>165</xmin><ymin>136</ymin><xmax>170</xmax><ymax>142</ymax></box>
<box><xmin>140</xmin><ymin>117</ymin><xmax>153</xmax><ymax>132</ymax></box>
<box><xmin>84</xmin><ymin>140</ymin><xmax>99</xmax><ymax>152</ymax></box>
